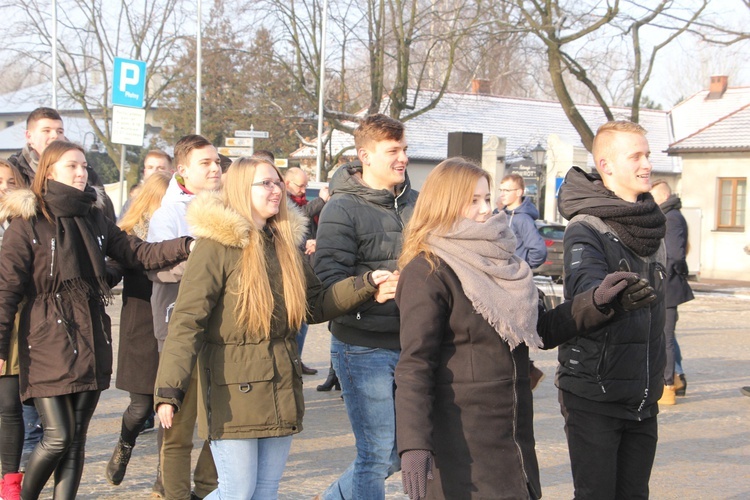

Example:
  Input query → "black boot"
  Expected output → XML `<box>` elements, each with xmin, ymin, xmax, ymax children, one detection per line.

<box><xmin>105</xmin><ymin>438</ymin><xmax>134</xmax><ymax>485</ymax></box>
<box><xmin>317</xmin><ymin>364</ymin><xmax>341</xmax><ymax>391</ymax></box>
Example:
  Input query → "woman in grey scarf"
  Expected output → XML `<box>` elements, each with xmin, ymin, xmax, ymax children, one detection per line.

<box><xmin>394</xmin><ymin>158</ymin><xmax>655</xmax><ymax>500</ymax></box>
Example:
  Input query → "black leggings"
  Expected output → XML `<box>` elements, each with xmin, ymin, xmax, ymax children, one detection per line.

<box><xmin>22</xmin><ymin>390</ymin><xmax>100</xmax><ymax>500</ymax></box>
<box><xmin>0</xmin><ymin>376</ymin><xmax>24</xmax><ymax>476</ymax></box>
<box><xmin>120</xmin><ymin>392</ymin><xmax>154</xmax><ymax>446</ymax></box>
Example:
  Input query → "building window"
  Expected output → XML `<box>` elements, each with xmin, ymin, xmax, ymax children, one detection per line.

<box><xmin>5</xmin><ymin>121</ymin><xmax>13</xmax><ymax>128</ymax></box>
<box><xmin>717</xmin><ymin>177</ymin><xmax>746</xmax><ymax>231</ymax></box>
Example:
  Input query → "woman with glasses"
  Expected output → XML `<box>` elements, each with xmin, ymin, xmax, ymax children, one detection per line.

<box><xmin>155</xmin><ymin>157</ymin><xmax>392</xmax><ymax>499</ymax></box>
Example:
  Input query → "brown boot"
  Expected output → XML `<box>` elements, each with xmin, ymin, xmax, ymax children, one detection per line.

<box><xmin>659</xmin><ymin>385</ymin><xmax>676</xmax><ymax>406</ymax></box>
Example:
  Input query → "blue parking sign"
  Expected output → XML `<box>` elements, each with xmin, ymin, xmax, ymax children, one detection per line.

<box><xmin>112</xmin><ymin>57</ymin><xmax>147</xmax><ymax>108</ymax></box>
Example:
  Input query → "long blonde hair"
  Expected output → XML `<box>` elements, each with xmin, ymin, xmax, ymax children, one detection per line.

<box><xmin>119</xmin><ymin>171</ymin><xmax>171</xmax><ymax>235</ymax></box>
<box><xmin>223</xmin><ymin>157</ymin><xmax>307</xmax><ymax>339</ymax></box>
<box><xmin>399</xmin><ymin>158</ymin><xmax>491</xmax><ymax>270</ymax></box>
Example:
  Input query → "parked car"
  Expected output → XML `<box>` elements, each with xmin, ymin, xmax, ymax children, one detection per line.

<box><xmin>306</xmin><ymin>181</ymin><xmax>329</xmax><ymax>201</ymax></box>
<box><xmin>533</xmin><ymin>220</ymin><xmax>565</xmax><ymax>282</ymax></box>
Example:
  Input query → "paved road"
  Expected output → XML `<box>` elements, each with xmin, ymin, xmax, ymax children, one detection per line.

<box><xmin>39</xmin><ymin>291</ymin><xmax>750</xmax><ymax>499</ymax></box>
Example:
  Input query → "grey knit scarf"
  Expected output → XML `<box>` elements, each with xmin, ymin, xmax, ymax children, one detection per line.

<box><xmin>427</xmin><ymin>214</ymin><xmax>542</xmax><ymax>350</ymax></box>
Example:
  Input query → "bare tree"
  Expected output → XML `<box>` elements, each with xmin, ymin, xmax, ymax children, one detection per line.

<box><xmin>7</xmin><ymin>0</ymin><xmax>188</xmax><ymax>172</ymax></box>
<box><xmin>254</xmin><ymin>0</ymin><xmax>483</xmax><ymax>134</ymax></box>
<box><xmin>510</xmin><ymin>0</ymin><xmax>714</xmax><ymax>151</ymax></box>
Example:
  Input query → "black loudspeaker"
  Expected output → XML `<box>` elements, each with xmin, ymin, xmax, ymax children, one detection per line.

<box><xmin>447</xmin><ymin>132</ymin><xmax>483</xmax><ymax>162</ymax></box>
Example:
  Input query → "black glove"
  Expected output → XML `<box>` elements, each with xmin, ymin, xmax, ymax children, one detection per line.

<box><xmin>593</xmin><ymin>272</ymin><xmax>640</xmax><ymax>308</ymax></box>
<box><xmin>401</xmin><ymin>449</ymin><xmax>433</xmax><ymax>500</ymax></box>
<box><xmin>618</xmin><ymin>277</ymin><xmax>657</xmax><ymax>311</ymax></box>
<box><xmin>673</xmin><ymin>259</ymin><xmax>689</xmax><ymax>276</ymax></box>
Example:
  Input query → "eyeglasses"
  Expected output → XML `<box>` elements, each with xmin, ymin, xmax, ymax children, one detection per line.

<box><xmin>499</xmin><ymin>188</ymin><xmax>522</xmax><ymax>193</ymax></box>
<box><xmin>252</xmin><ymin>180</ymin><xmax>284</xmax><ymax>191</ymax></box>
<box><xmin>289</xmin><ymin>181</ymin><xmax>308</xmax><ymax>189</ymax></box>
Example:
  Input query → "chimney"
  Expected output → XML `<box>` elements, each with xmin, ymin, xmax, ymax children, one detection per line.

<box><xmin>707</xmin><ymin>75</ymin><xmax>728</xmax><ymax>100</ymax></box>
<box><xmin>471</xmin><ymin>78</ymin><xmax>491</xmax><ymax>95</ymax></box>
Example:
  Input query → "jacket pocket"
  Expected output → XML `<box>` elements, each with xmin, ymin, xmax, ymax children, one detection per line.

<box><xmin>211</xmin><ymin>358</ymin><xmax>279</xmax><ymax>429</ymax></box>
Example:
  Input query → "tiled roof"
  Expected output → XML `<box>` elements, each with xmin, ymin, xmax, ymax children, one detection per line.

<box><xmin>668</xmin><ymin>103</ymin><xmax>750</xmax><ymax>153</ymax></box>
<box><xmin>292</xmin><ymin>89</ymin><xmax>677</xmax><ymax>173</ymax></box>
<box><xmin>669</xmin><ymin>87</ymin><xmax>750</xmax><ymax>143</ymax></box>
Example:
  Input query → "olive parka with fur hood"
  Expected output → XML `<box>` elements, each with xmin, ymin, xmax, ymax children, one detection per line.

<box><xmin>154</xmin><ymin>191</ymin><xmax>380</xmax><ymax>440</ymax></box>
<box><xmin>0</xmin><ymin>188</ymin><xmax>192</xmax><ymax>402</ymax></box>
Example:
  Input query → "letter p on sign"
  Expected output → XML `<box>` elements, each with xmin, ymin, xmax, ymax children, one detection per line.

<box><xmin>120</xmin><ymin>62</ymin><xmax>140</xmax><ymax>92</ymax></box>
<box><xmin>112</xmin><ymin>57</ymin><xmax>147</xmax><ymax>109</ymax></box>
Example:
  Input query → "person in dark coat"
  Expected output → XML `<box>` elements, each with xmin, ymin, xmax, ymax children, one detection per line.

<box><xmin>284</xmin><ymin>166</ymin><xmax>330</xmax><ymax>376</ymax></box>
<box><xmin>395</xmin><ymin>158</ymin><xmax>655</xmax><ymax>500</ymax></box>
<box><xmin>651</xmin><ymin>180</ymin><xmax>694</xmax><ymax>401</ymax></box>
<box><xmin>0</xmin><ymin>141</ymin><xmax>193</xmax><ymax>500</ymax></box>
<box><xmin>556</xmin><ymin>121</ymin><xmax>667</xmax><ymax>499</ymax></box>
<box><xmin>104</xmin><ymin>171</ymin><xmax>172</xmax><ymax>487</ymax></box>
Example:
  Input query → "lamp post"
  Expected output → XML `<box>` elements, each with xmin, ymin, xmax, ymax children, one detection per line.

<box><xmin>530</xmin><ymin>142</ymin><xmax>547</xmax><ymax>219</ymax></box>
<box><xmin>82</xmin><ymin>132</ymin><xmax>100</xmax><ymax>153</ymax></box>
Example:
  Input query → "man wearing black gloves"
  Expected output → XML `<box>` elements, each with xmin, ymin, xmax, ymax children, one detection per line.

<box><xmin>556</xmin><ymin>120</ymin><xmax>667</xmax><ymax>500</ymax></box>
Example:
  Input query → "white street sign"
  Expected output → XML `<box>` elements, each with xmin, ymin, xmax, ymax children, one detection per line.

<box><xmin>218</xmin><ymin>147</ymin><xmax>254</xmax><ymax>157</ymax></box>
<box><xmin>225</xmin><ymin>137</ymin><xmax>255</xmax><ymax>147</ymax></box>
<box><xmin>235</xmin><ymin>130</ymin><xmax>269</xmax><ymax>138</ymax></box>
<box><xmin>111</xmin><ymin>106</ymin><xmax>146</xmax><ymax>146</ymax></box>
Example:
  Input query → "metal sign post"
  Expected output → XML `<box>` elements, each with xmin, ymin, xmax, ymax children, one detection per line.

<box><xmin>111</xmin><ymin>57</ymin><xmax>148</xmax><ymax>214</ymax></box>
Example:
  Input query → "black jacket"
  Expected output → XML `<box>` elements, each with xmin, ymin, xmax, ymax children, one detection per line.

<box><xmin>660</xmin><ymin>196</ymin><xmax>694</xmax><ymax>308</ymax></box>
<box><xmin>557</xmin><ymin>168</ymin><xmax>666</xmax><ymax>421</ymax></box>
<box><xmin>314</xmin><ymin>162</ymin><xmax>418</xmax><ymax>349</ymax></box>
<box><xmin>0</xmin><ymin>189</ymin><xmax>191</xmax><ymax>401</ymax></box>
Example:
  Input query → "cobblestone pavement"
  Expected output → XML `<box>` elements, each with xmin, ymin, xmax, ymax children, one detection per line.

<box><xmin>39</xmin><ymin>290</ymin><xmax>750</xmax><ymax>499</ymax></box>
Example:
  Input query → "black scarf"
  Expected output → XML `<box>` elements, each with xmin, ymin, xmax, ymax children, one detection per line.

<box><xmin>43</xmin><ymin>180</ymin><xmax>112</xmax><ymax>304</ymax></box>
<box><xmin>577</xmin><ymin>195</ymin><xmax>666</xmax><ymax>257</ymax></box>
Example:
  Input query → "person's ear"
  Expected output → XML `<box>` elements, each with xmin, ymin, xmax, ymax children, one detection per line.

<box><xmin>598</xmin><ymin>158</ymin><xmax>612</xmax><ymax>176</ymax></box>
<box><xmin>357</xmin><ymin>148</ymin><xmax>369</xmax><ymax>166</ymax></box>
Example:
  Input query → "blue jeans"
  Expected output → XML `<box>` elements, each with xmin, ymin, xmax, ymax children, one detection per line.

<box><xmin>296</xmin><ymin>322</ymin><xmax>309</xmax><ymax>355</ymax></box>
<box><xmin>323</xmin><ymin>338</ymin><xmax>400</xmax><ymax>500</ymax></box>
<box><xmin>21</xmin><ymin>404</ymin><xmax>42</xmax><ymax>470</ymax></box>
<box><xmin>205</xmin><ymin>435</ymin><xmax>293</xmax><ymax>500</ymax></box>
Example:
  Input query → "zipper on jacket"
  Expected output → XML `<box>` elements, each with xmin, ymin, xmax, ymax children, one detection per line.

<box><xmin>595</xmin><ymin>332</ymin><xmax>609</xmax><ymax>394</ymax></box>
<box><xmin>510</xmin><ymin>355</ymin><xmax>529</xmax><ymax>487</ymax></box>
<box><xmin>50</xmin><ymin>238</ymin><xmax>56</xmax><ymax>278</ymax></box>
<box><xmin>100</xmin><ymin>308</ymin><xmax>111</xmax><ymax>345</ymax></box>
<box><xmin>205</xmin><ymin>368</ymin><xmax>213</xmax><ymax>442</ymax></box>
<box><xmin>636</xmin><ymin>307</ymin><xmax>652</xmax><ymax>420</ymax></box>
<box><xmin>356</xmin><ymin>312</ymin><xmax>361</xmax><ymax>320</ymax></box>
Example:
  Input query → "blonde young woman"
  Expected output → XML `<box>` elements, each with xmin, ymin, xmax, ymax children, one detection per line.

<box><xmin>0</xmin><ymin>141</ymin><xmax>194</xmax><ymax>500</ymax></box>
<box><xmin>105</xmin><ymin>171</ymin><xmax>172</xmax><ymax>487</ymax></box>
<box><xmin>393</xmin><ymin>158</ymin><xmax>656</xmax><ymax>499</ymax></box>
<box><xmin>154</xmin><ymin>157</ymin><xmax>393</xmax><ymax>499</ymax></box>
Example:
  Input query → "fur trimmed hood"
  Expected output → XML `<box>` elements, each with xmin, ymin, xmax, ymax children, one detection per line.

<box><xmin>0</xmin><ymin>186</ymin><xmax>108</xmax><ymax>223</ymax></box>
<box><xmin>186</xmin><ymin>190</ymin><xmax>308</xmax><ymax>249</ymax></box>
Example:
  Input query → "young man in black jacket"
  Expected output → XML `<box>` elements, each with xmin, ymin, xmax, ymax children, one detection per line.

<box><xmin>314</xmin><ymin>114</ymin><xmax>418</xmax><ymax>499</ymax></box>
<box><xmin>556</xmin><ymin>120</ymin><xmax>667</xmax><ymax>499</ymax></box>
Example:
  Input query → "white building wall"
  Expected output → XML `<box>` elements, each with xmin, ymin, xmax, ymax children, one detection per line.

<box><xmin>680</xmin><ymin>152</ymin><xmax>750</xmax><ymax>280</ymax></box>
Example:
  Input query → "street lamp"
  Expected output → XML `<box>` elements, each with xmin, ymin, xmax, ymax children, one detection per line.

<box><xmin>530</xmin><ymin>142</ymin><xmax>547</xmax><ymax>219</ymax></box>
<box><xmin>530</xmin><ymin>142</ymin><xmax>546</xmax><ymax>168</ymax></box>
<box><xmin>82</xmin><ymin>132</ymin><xmax>100</xmax><ymax>153</ymax></box>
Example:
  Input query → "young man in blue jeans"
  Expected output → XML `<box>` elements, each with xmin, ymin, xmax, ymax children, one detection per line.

<box><xmin>314</xmin><ymin>114</ymin><xmax>418</xmax><ymax>499</ymax></box>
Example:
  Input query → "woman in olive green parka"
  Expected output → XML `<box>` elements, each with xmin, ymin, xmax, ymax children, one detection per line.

<box><xmin>155</xmin><ymin>157</ymin><xmax>391</xmax><ymax>500</ymax></box>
